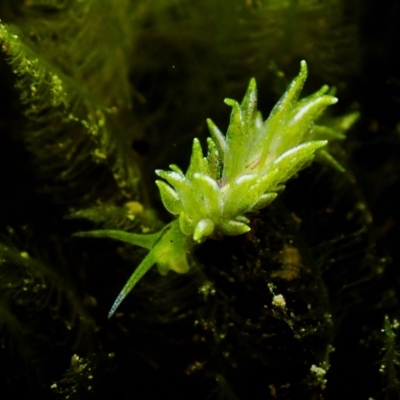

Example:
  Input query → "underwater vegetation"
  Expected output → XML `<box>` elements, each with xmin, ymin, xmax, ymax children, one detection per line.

<box><xmin>0</xmin><ymin>0</ymin><xmax>400</xmax><ymax>399</ymax></box>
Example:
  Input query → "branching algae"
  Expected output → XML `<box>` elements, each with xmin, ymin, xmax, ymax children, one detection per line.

<box><xmin>76</xmin><ymin>60</ymin><xmax>348</xmax><ymax>318</ymax></box>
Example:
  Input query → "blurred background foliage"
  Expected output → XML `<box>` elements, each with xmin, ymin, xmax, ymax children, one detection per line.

<box><xmin>0</xmin><ymin>0</ymin><xmax>400</xmax><ymax>399</ymax></box>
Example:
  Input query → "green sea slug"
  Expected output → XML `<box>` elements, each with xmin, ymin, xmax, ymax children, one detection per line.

<box><xmin>76</xmin><ymin>60</ymin><xmax>348</xmax><ymax>317</ymax></box>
